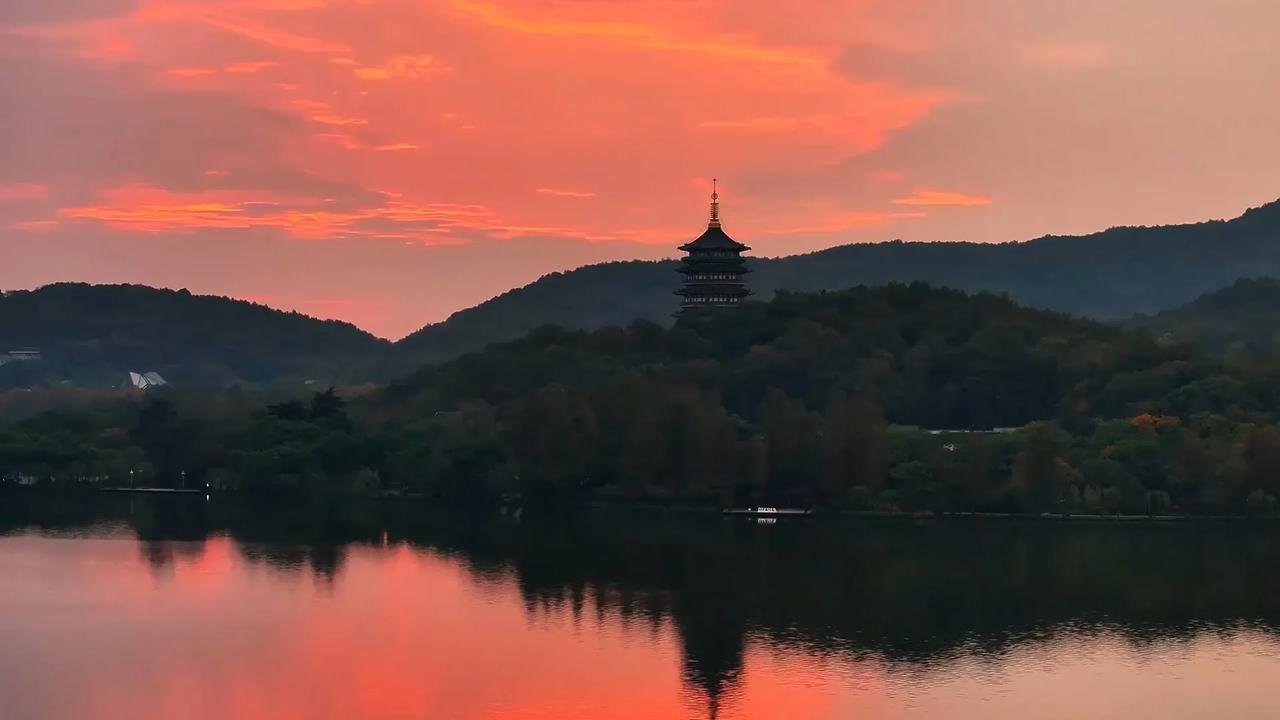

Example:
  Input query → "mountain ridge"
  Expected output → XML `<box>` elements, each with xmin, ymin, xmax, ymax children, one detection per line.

<box><xmin>5</xmin><ymin>198</ymin><xmax>1280</xmax><ymax>386</ymax></box>
<box><xmin>391</xmin><ymin>197</ymin><xmax>1280</xmax><ymax>368</ymax></box>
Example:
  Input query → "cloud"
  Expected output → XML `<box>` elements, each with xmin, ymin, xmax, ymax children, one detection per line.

<box><xmin>135</xmin><ymin>4</ymin><xmax>349</xmax><ymax>53</ymax></box>
<box><xmin>314</xmin><ymin>133</ymin><xmax>363</xmax><ymax>150</ymax></box>
<box><xmin>0</xmin><ymin>183</ymin><xmax>49</xmax><ymax>202</ymax></box>
<box><xmin>449</xmin><ymin>0</ymin><xmax>823</xmax><ymax>67</ymax></box>
<box><xmin>55</xmin><ymin>182</ymin><xmax>614</xmax><ymax>245</ymax></box>
<box><xmin>892</xmin><ymin>189</ymin><xmax>992</xmax><ymax>207</ymax></box>
<box><xmin>224</xmin><ymin>60</ymin><xmax>280</xmax><ymax>73</ymax></box>
<box><xmin>13</xmin><ymin>0</ymin><xmax>1279</xmax><ymax>338</ymax></box>
<box><xmin>0</xmin><ymin>1</ymin><xmax>138</xmax><ymax>25</ymax></box>
<box><xmin>292</xmin><ymin>99</ymin><xmax>368</xmax><ymax>126</ymax></box>
<box><xmin>0</xmin><ymin>39</ymin><xmax>306</xmax><ymax>197</ymax></box>
<box><xmin>353</xmin><ymin>54</ymin><xmax>449</xmax><ymax>80</ymax></box>
<box><xmin>536</xmin><ymin>187</ymin><xmax>597</xmax><ymax>199</ymax></box>
<box><xmin>167</xmin><ymin>67</ymin><xmax>218</xmax><ymax>77</ymax></box>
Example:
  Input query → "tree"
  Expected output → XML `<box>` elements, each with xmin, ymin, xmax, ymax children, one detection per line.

<box><xmin>507</xmin><ymin>386</ymin><xmax>598</xmax><ymax>498</ymax></box>
<box><xmin>310</xmin><ymin>387</ymin><xmax>347</xmax><ymax>422</ymax></box>
<box><xmin>1010</xmin><ymin>422</ymin><xmax>1074</xmax><ymax>512</ymax></box>
<box><xmin>1244</xmin><ymin>426</ymin><xmax>1280</xmax><ymax>500</ymax></box>
<box><xmin>819</xmin><ymin>392</ymin><xmax>887</xmax><ymax>505</ymax></box>
<box><xmin>758</xmin><ymin>388</ymin><xmax>821</xmax><ymax>505</ymax></box>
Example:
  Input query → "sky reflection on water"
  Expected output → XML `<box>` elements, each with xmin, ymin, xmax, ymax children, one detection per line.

<box><xmin>2</xmin><ymin>495</ymin><xmax>1279</xmax><ymax>719</ymax></box>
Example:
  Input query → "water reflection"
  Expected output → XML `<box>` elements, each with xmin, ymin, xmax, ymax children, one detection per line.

<box><xmin>2</xmin><ymin>493</ymin><xmax>1280</xmax><ymax>719</ymax></box>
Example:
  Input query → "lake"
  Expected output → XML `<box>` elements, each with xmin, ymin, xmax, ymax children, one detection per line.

<box><xmin>2</xmin><ymin>493</ymin><xmax>1279</xmax><ymax>719</ymax></box>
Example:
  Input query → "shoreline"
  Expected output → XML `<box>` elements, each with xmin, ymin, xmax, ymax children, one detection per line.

<box><xmin>2</xmin><ymin>485</ymin><xmax>1277</xmax><ymax>523</ymax></box>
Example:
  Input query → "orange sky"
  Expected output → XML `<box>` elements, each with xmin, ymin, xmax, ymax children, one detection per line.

<box><xmin>3</xmin><ymin>0</ymin><xmax>1280</xmax><ymax>337</ymax></box>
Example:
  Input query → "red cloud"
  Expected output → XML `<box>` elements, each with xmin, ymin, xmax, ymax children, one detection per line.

<box><xmin>892</xmin><ymin>190</ymin><xmax>993</xmax><ymax>207</ymax></box>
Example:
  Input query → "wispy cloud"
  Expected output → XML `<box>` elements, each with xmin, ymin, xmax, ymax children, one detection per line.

<box><xmin>536</xmin><ymin>187</ymin><xmax>596</xmax><ymax>199</ymax></box>
<box><xmin>450</xmin><ymin>0</ymin><xmax>823</xmax><ymax>67</ymax></box>
<box><xmin>354</xmin><ymin>55</ymin><xmax>449</xmax><ymax>80</ymax></box>
<box><xmin>166</xmin><ymin>67</ymin><xmax>217</xmax><ymax>77</ymax></box>
<box><xmin>53</xmin><ymin>183</ymin><xmax>617</xmax><ymax>245</ymax></box>
<box><xmin>137</xmin><ymin>3</ymin><xmax>349</xmax><ymax>54</ymax></box>
<box><xmin>224</xmin><ymin>60</ymin><xmax>280</xmax><ymax>74</ymax></box>
<box><xmin>892</xmin><ymin>190</ymin><xmax>992</xmax><ymax>207</ymax></box>
<box><xmin>292</xmin><ymin>99</ymin><xmax>368</xmax><ymax>126</ymax></box>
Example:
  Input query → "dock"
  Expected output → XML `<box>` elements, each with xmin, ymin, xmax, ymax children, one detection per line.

<box><xmin>722</xmin><ymin>507</ymin><xmax>812</xmax><ymax>517</ymax></box>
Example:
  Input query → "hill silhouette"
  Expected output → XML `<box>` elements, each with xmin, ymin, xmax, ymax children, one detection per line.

<box><xmin>1130</xmin><ymin>277</ymin><xmax>1280</xmax><ymax>353</ymax></box>
<box><xmin>6</xmin><ymin>200</ymin><xmax>1280</xmax><ymax>387</ymax></box>
<box><xmin>392</xmin><ymin>199</ymin><xmax>1280</xmax><ymax>368</ymax></box>
<box><xmin>0</xmin><ymin>283</ymin><xmax>388</xmax><ymax>389</ymax></box>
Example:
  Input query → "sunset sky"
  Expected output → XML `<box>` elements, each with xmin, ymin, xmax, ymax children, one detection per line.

<box><xmin>4</xmin><ymin>0</ymin><xmax>1280</xmax><ymax>338</ymax></box>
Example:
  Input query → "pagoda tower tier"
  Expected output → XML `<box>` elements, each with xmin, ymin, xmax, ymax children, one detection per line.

<box><xmin>676</xmin><ymin>180</ymin><xmax>751</xmax><ymax>313</ymax></box>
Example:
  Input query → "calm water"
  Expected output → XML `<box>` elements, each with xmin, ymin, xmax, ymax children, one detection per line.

<box><xmin>3</xmin><ymin>494</ymin><xmax>1280</xmax><ymax>719</ymax></box>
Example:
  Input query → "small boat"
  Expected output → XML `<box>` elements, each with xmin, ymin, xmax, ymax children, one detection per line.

<box><xmin>721</xmin><ymin>506</ymin><xmax>812</xmax><ymax>517</ymax></box>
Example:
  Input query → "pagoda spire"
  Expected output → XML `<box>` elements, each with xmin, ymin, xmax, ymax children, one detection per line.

<box><xmin>675</xmin><ymin>181</ymin><xmax>751</xmax><ymax>315</ymax></box>
<box><xmin>708</xmin><ymin>178</ymin><xmax>720</xmax><ymax>228</ymax></box>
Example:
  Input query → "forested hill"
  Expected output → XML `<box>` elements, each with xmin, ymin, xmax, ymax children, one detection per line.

<box><xmin>358</xmin><ymin>283</ymin><xmax>1272</xmax><ymax>510</ymax></box>
<box><xmin>1130</xmin><ymin>277</ymin><xmax>1280</xmax><ymax>353</ymax></box>
<box><xmin>384</xmin><ymin>283</ymin><xmax>1187</xmax><ymax>433</ymax></box>
<box><xmin>11</xmin><ymin>284</ymin><xmax>1280</xmax><ymax>514</ymax></box>
<box><xmin>393</xmin><ymin>198</ymin><xmax>1280</xmax><ymax>368</ymax></box>
<box><xmin>0</xmin><ymin>284</ymin><xmax>388</xmax><ymax>389</ymax></box>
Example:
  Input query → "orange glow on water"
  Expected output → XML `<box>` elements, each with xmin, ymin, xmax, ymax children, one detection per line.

<box><xmin>4</xmin><ymin>531</ymin><xmax>1280</xmax><ymax>720</ymax></box>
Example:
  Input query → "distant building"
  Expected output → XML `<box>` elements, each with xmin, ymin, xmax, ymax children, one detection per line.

<box><xmin>676</xmin><ymin>179</ymin><xmax>751</xmax><ymax>314</ymax></box>
<box><xmin>124</xmin><ymin>371</ymin><xmax>168</xmax><ymax>390</ymax></box>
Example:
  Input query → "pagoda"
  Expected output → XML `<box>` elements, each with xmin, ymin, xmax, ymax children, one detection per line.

<box><xmin>676</xmin><ymin>180</ymin><xmax>750</xmax><ymax>313</ymax></box>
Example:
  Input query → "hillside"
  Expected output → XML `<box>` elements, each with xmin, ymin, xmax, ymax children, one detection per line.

<box><xmin>393</xmin><ymin>199</ymin><xmax>1280</xmax><ymax>368</ymax></box>
<box><xmin>1130</xmin><ymin>277</ymin><xmax>1280</xmax><ymax>353</ymax></box>
<box><xmin>385</xmin><ymin>283</ymin><xmax>1188</xmax><ymax>432</ymax></box>
<box><xmin>17</xmin><ymin>283</ymin><xmax>1280</xmax><ymax>515</ymax></box>
<box><xmin>0</xmin><ymin>283</ymin><xmax>388</xmax><ymax>389</ymax></box>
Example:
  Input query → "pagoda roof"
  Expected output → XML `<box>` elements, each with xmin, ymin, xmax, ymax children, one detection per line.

<box><xmin>678</xmin><ymin>225</ymin><xmax>749</xmax><ymax>252</ymax></box>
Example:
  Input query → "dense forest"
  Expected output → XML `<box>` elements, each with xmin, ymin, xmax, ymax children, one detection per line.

<box><xmin>393</xmin><ymin>198</ymin><xmax>1280</xmax><ymax>367</ymax></box>
<box><xmin>0</xmin><ymin>283</ymin><xmax>388</xmax><ymax>389</ymax></box>
<box><xmin>7</xmin><ymin>284</ymin><xmax>1280</xmax><ymax>516</ymax></box>
<box><xmin>1129</xmin><ymin>277</ymin><xmax>1280</xmax><ymax>353</ymax></box>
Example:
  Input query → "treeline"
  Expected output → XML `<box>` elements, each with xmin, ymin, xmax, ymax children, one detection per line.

<box><xmin>6</xmin><ymin>284</ymin><xmax>1280</xmax><ymax>515</ymax></box>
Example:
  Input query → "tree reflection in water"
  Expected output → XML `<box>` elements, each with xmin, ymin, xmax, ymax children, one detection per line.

<box><xmin>5</xmin><ymin>493</ymin><xmax>1280</xmax><ymax>717</ymax></box>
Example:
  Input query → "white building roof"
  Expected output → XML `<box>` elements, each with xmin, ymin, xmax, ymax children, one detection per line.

<box><xmin>125</xmin><ymin>371</ymin><xmax>168</xmax><ymax>389</ymax></box>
